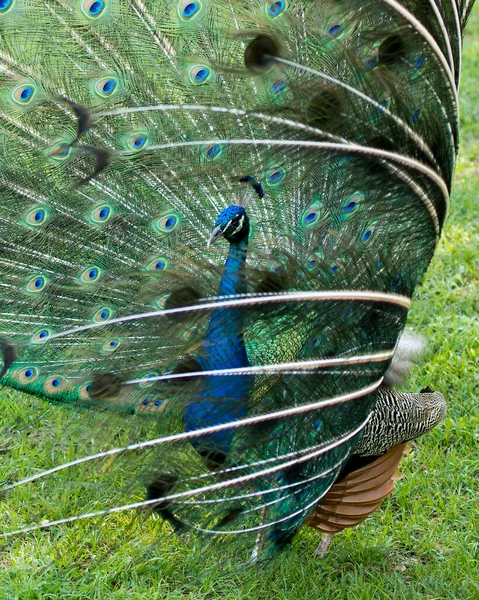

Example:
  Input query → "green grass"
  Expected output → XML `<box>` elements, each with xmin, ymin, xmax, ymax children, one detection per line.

<box><xmin>1</xmin><ymin>9</ymin><xmax>479</xmax><ymax>600</ymax></box>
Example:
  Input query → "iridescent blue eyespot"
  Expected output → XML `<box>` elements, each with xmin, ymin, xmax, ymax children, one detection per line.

<box><xmin>329</xmin><ymin>263</ymin><xmax>339</xmax><ymax>274</ymax></box>
<box><xmin>35</xmin><ymin>329</ymin><xmax>50</xmax><ymax>342</ymax></box>
<box><xmin>101</xmin><ymin>338</ymin><xmax>120</xmax><ymax>354</ymax></box>
<box><xmin>82</xmin><ymin>0</ymin><xmax>105</xmax><ymax>17</ymax></box>
<box><xmin>95</xmin><ymin>77</ymin><xmax>118</xmax><ymax>97</ymax></box>
<box><xmin>415</xmin><ymin>55</ymin><xmax>426</xmax><ymax>69</ymax></box>
<box><xmin>361</xmin><ymin>229</ymin><xmax>372</xmax><ymax>242</ymax></box>
<box><xmin>271</xmin><ymin>263</ymin><xmax>284</xmax><ymax>274</ymax></box>
<box><xmin>203</xmin><ymin>144</ymin><xmax>222</xmax><ymax>159</ymax></box>
<box><xmin>91</xmin><ymin>204</ymin><xmax>113</xmax><ymax>224</ymax></box>
<box><xmin>312</xmin><ymin>421</ymin><xmax>322</xmax><ymax>431</ymax></box>
<box><xmin>12</xmin><ymin>84</ymin><xmax>35</xmax><ymax>104</ymax></box>
<box><xmin>80</xmin><ymin>267</ymin><xmax>101</xmax><ymax>284</ymax></box>
<box><xmin>52</xmin><ymin>142</ymin><xmax>70</xmax><ymax>159</ymax></box>
<box><xmin>327</xmin><ymin>24</ymin><xmax>343</xmax><ymax>39</ymax></box>
<box><xmin>26</xmin><ymin>206</ymin><xmax>48</xmax><ymax>227</ymax></box>
<box><xmin>156</xmin><ymin>260</ymin><xmax>166</xmax><ymax>270</ymax></box>
<box><xmin>266</xmin><ymin>167</ymin><xmax>284</xmax><ymax>185</ymax></box>
<box><xmin>140</xmin><ymin>372</ymin><xmax>158</xmax><ymax>388</ymax></box>
<box><xmin>156</xmin><ymin>214</ymin><xmax>179</xmax><ymax>233</ymax></box>
<box><xmin>180</xmin><ymin>0</ymin><xmax>201</xmax><ymax>19</ymax></box>
<box><xmin>28</xmin><ymin>276</ymin><xmax>47</xmax><ymax>292</ymax></box>
<box><xmin>142</xmin><ymin>397</ymin><xmax>152</xmax><ymax>406</ymax></box>
<box><xmin>85</xmin><ymin>384</ymin><xmax>91</xmax><ymax>392</ymax></box>
<box><xmin>412</xmin><ymin>108</ymin><xmax>421</xmax><ymax>123</ymax></box>
<box><xmin>0</xmin><ymin>0</ymin><xmax>13</xmax><ymax>13</ymax></box>
<box><xmin>94</xmin><ymin>307</ymin><xmax>112</xmax><ymax>322</ymax></box>
<box><xmin>18</xmin><ymin>367</ymin><xmax>39</xmax><ymax>384</ymax></box>
<box><xmin>268</xmin><ymin>0</ymin><xmax>285</xmax><ymax>17</ymax></box>
<box><xmin>271</xmin><ymin>78</ymin><xmax>286</xmax><ymax>93</ymax></box>
<box><xmin>189</xmin><ymin>65</ymin><xmax>210</xmax><ymax>84</ymax></box>
<box><xmin>128</xmin><ymin>132</ymin><xmax>148</xmax><ymax>150</ymax></box>
<box><xmin>345</xmin><ymin>201</ymin><xmax>356</xmax><ymax>213</ymax></box>
<box><xmin>154</xmin><ymin>399</ymin><xmax>163</xmax><ymax>407</ymax></box>
<box><xmin>45</xmin><ymin>375</ymin><xmax>65</xmax><ymax>393</ymax></box>
<box><xmin>365</xmin><ymin>55</ymin><xmax>379</xmax><ymax>69</ymax></box>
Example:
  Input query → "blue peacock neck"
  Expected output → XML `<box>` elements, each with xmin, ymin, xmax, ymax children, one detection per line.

<box><xmin>183</xmin><ymin>207</ymin><xmax>252</xmax><ymax>463</ymax></box>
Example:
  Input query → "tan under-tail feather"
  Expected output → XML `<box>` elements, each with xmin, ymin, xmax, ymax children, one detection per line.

<box><xmin>307</xmin><ymin>443</ymin><xmax>408</xmax><ymax>556</ymax></box>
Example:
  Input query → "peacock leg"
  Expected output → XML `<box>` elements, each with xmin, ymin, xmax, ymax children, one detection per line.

<box><xmin>314</xmin><ymin>532</ymin><xmax>334</xmax><ymax>558</ymax></box>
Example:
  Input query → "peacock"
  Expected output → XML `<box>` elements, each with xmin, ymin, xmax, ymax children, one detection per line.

<box><xmin>0</xmin><ymin>0</ymin><xmax>473</xmax><ymax>565</ymax></box>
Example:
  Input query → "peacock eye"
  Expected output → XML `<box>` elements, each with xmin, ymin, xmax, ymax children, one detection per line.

<box><xmin>327</xmin><ymin>24</ymin><xmax>343</xmax><ymax>39</ymax></box>
<box><xmin>127</xmin><ymin>132</ymin><xmax>148</xmax><ymax>150</ymax></box>
<box><xmin>51</xmin><ymin>142</ymin><xmax>70</xmax><ymax>160</ymax></box>
<box><xmin>93</xmin><ymin>307</ymin><xmax>112</xmax><ymax>322</ymax></box>
<box><xmin>179</xmin><ymin>0</ymin><xmax>202</xmax><ymax>19</ymax></box>
<box><xmin>95</xmin><ymin>76</ymin><xmax>118</xmax><ymax>97</ymax></box>
<box><xmin>189</xmin><ymin>65</ymin><xmax>211</xmax><ymax>85</ymax></box>
<box><xmin>156</xmin><ymin>214</ymin><xmax>179</xmax><ymax>233</ymax></box>
<box><xmin>12</xmin><ymin>84</ymin><xmax>36</xmax><ymax>105</ymax></box>
<box><xmin>91</xmin><ymin>204</ymin><xmax>112</xmax><ymax>223</ymax></box>
<box><xmin>0</xmin><ymin>0</ymin><xmax>13</xmax><ymax>13</ymax></box>
<box><xmin>81</xmin><ymin>267</ymin><xmax>102</xmax><ymax>283</ymax></box>
<box><xmin>82</xmin><ymin>0</ymin><xmax>106</xmax><ymax>18</ymax></box>
<box><xmin>267</xmin><ymin>0</ymin><xmax>286</xmax><ymax>17</ymax></box>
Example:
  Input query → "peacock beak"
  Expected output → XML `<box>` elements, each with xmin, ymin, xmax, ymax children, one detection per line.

<box><xmin>207</xmin><ymin>225</ymin><xmax>224</xmax><ymax>247</ymax></box>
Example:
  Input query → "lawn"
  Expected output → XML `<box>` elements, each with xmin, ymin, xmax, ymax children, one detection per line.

<box><xmin>1</xmin><ymin>7</ymin><xmax>478</xmax><ymax>600</ymax></box>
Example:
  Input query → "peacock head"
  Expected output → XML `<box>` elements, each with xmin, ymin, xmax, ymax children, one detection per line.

<box><xmin>208</xmin><ymin>205</ymin><xmax>250</xmax><ymax>246</ymax></box>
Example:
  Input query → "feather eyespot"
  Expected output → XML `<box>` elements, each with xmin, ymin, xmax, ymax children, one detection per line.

<box><xmin>140</xmin><ymin>373</ymin><xmax>158</xmax><ymax>388</ymax></box>
<box><xmin>128</xmin><ymin>132</ymin><xmax>148</xmax><ymax>150</ymax></box>
<box><xmin>95</xmin><ymin>77</ymin><xmax>118</xmax><ymax>97</ymax></box>
<box><xmin>93</xmin><ymin>307</ymin><xmax>112</xmax><ymax>322</ymax></box>
<box><xmin>327</xmin><ymin>24</ymin><xmax>343</xmax><ymax>39</ymax></box>
<box><xmin>342</xmin><ymin>192</ymin><xmax>362</xmax><ymax>218</ymax></box>
<box><xmin>44</xmin><ymin>376</ymin><xmax>66</xmax><ymax>394</ymax></box>
<box><xmin>51</xmin><ymin>142</ymin><xmax>70</xmax><ymax>160</ymax></box>
<box><xmin>189</xmin><ymin>65</ymin><xmax>211</xmax><ymax>85</ymax></box>
<box><xmin>26</xmin><ymin>207</ymin><xmax>48</xmax><ymax>227</ymax></box>
<box><xmin>203</xmin><ymin>144</ymin><xmax>222</xmax><ymax>159</ymax></box>
<box><xmin>155</xmin><ymin>214</ymin><xmax>179</xmax><ymax>233</ymax></box>
<box><xmin>329</xmin><ymin>261</ymin><xmax>341</xmax><ymax>274</ymax></box>
<box><xmin>415</xmin><ymin>55</ymin><xmax>426</xmax><ymax>69</ymax></box>
<box><xmin>82</xmin><ymin>0</ymin><xmax>106</xmax><ymax>17</ymax></box>
<box><xmin>149</xmin><ymin>258</ymin><xmax>168</xmax><ymax>271</ymax></box>
<box><xmin>271</xmin><ymin>78</ymin><xmax>286</xmax><ymax>93</ymax></box>
<box><xmin>266</xmin><ymin>167</ymin><xmax>284</xmax><ymax>185</ymax></box>
<box><xmin>91</xmin><ymin>204</ymin><xmax>112</xmax><ymax>223</ymax></box>
<box><xmin>179</xmin><ymin>0</ymin><xmax>201</xmax><ymax>19</ymax></box>
<box><xmin>27</xmin><ymin>276</ymin><xmax>47</xmax><ymax>292</ymax></box>
<box><xmin>19</xmin><ymin>367</ymin><xmax>39</xmax><ymax>384</ymax></box>
<box><xmin>33</xmin><ymin>329</ymin><xmax>51</xmax><ymax>343</ymax></box>
<box><xmin>12</xmin><ymin>84</ymin><xmax>35</xmax><ymax>104</ymax></box>
<box><xmin>102</xmin><ymin>338</ymin><xmax>120</xmax><ymax>353</ymax></box>
<box><xmin>301</xmin><ymin>204</ymin><xmax>321</xmax><ymax>228</ymax></box>
<box><xmin>0</xmin><ymin>0</ymin><xmax>13</xmax><ymax>13</ymax></box>
<box><xmin>79</xmin><ymin>382</ymin><xmax>93</xmax><ymax>400</ymax></box>
<box><xmin>154</xmin><ymin>294</ymin><xmax>170</xmax><ymax>309</ymax></box>
<box><xmin>360</xmin><ymin>222</ymin><xmax>377</xmax><ymax>243</ymax></box>
<box><xmin>412</xmin><ymin>108</ymin><xmax>421</xmax><ymax>123</ymax></box>
<box><xmin>267</xmin><ymin>1</ymin><xmax>286</xmax><ymax>17</ymax></box>
<box><xmin>81</xmin><ymin>267</ymin><xmax>102</xmax><ymax>283</ymax></box>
